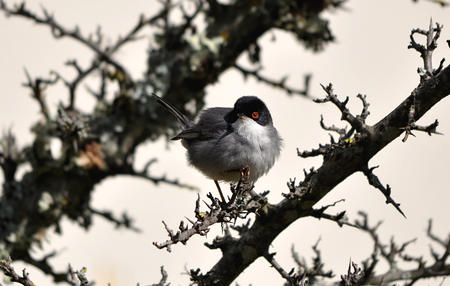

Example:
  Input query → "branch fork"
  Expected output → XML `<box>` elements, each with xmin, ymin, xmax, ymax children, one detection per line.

<box><xmin>153</xmin><ymin>181</ymin><xmax>260</xmax><ymax>252</ymax></box>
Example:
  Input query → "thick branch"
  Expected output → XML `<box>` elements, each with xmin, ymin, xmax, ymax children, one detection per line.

<box><xmin>202</xmin><ymin>63</ymin><xmax>450</xmax><ymax>286</ymax></box>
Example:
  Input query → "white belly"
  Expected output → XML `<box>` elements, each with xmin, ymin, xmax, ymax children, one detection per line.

<box><xmin>187</xmin><ymin>117</ymin><xmax>281</xmax><ymax>183</ymax></box>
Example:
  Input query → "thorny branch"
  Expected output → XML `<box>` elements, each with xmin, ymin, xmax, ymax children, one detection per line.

<box><xmin>264</xmin><ymin>251</ymin><xmax>305</xmax><ymax>286</ymax></box>
<box><xmin>0</xmin><ymin>1</ymin><xmax>346</xmax><ymax>279</ymax></box>
<box><xmin>354</xmin><ymin>212</ymin><xmax>450</xmax><ymax>285</ymax></box>
<box><xmin>319</xmin><ymin>114</ymin><xmax>347</xmax><ymax>139</ymax></box>
<box><xmin>290</xmin><ymin>239</ymin><xmax>334</xmax><ymax>285</ymax></box>
<box><xmin>401</xmin><ymin>107</ymin><xmax>442</xmax><ymax>142</ymax></box>
<box><xmin>0</xmin><ymin>257</ymin><xmax>90</xmax><ymax>286</ymax></box>
<box><xmin>195</xmin><ymin>20</ymin><xmax>450</xmax><ymax>284</ymax></box>
<box><xmin>0</xmin><ymin>0</ymin><xmax>170</xmax><ymax>108</ymax></box>
<box><xmin>150</xmin><ymin>266</ymin><xmax>170</xmax><ymax>286</ymax></box>
<box><xmin>0</xmin><ymin>7</ymin><xmax>199</xmax><ymax>273</ymax></box>
<box><xmin>298</xmin><ymin>85</ymin><xmax>371</xmax><ymax>158</ymax></box>
<box><xmin>309</xmin><ymin>199</ymin><xmax>358</xmax><ymax>228</ymax></box>
<box><xmin>413</xmin><ymin>0</ymin><xmax>450</xmax><ymax>7</ymax></box>
<box><xmin>268</xmin><ymin>213</ymin><xmax>449</xmax><ymax>286</ymax></box>
<box><xmin>315</xmin><ymin>83</ymin><xmax>370</xmax><ymax>134</ymax></box>
<box><xmin>16</xmin><ymin>250</ymin><xmax>70</xmax><ymax>284</ymax></box>
<box><xmin>408</xmin><ymin>19</ymin><xmax>444</xmax><ymax>79</ymax></box>
<box><xmin>23</xmin><ymin>69</ymin><xmax>56</xmax><ymax>121</ymax></box>
<box><xmin>0</xmin><ymin>0</ymin><xmax>199</xmax><ymax>274</ymax></box>
<box><xmin>361</xmin><ymin>165</ymin><xmax>406</xmax><ymax>217</ymax></box>
<box><xmin>0</xmin><ymin>258</ymin><xmax>35</xmax><ymax>286</ymax></box>
<box><xmin>261</xmin><ymin>238</ymin><xmax>335</xmax><ymax>286</ymax></box>
<box><xmin>297</xmin><ymin>83</ymin><xmax>371</xmax><ymax>158</ymax></box>
<box><xmin>88</xmin><ymin>207</ymin><xmax>140</xmax><ymax>232</ymax></box>
<box><xmin>402</xmin><ymin>19</ymin><xmax>445</xmax><ymax>142</ymax></box>
<box><xmin>339</xmin><ymin>261</ymin><xmax>366</xmax><ymax>286</ymax></box>
<box><xmin>68</xmin><ymin>265</ymin><xmax>91</xmax><ymax>286</ymax></box>
<box><xmin>0</xmin><ymin>130</ymin><xmax>23</xmax><ymax>182</ymax></box>
<box><xmin>125</xmin><ymin>167</ymin><xmax>199</xmax><ymax>191</ymax></box>
<box><xmin>0</xmin><ymin>1</ymin><xmax>449</xmax><ymax>285</ymax></box>
<box><xmin>0</xmin><ymin>1</ymin><xmax>132</xmax><ymax>87</ymax></box>
<box><xmin>154</xmin><ymin>180</ymin><xmax>263</xmax><ymax>252</ymax></box>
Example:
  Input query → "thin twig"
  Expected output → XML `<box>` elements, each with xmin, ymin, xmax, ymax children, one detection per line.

<box><xmin>361</xmin><ymin>165</ymin><xmax>406</xmax><ymax>217</ymax></box>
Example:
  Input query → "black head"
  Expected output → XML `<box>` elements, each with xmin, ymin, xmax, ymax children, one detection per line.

<box><xmin>225</xmin><ymin>96</ymin><xmax>273</xmax><ymax>126</ymax></box>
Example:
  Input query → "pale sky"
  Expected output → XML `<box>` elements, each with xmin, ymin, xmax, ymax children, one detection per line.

<box><xmin>1</xmin><ymin>0</ymin><xmax>449</xmax><ymax>285</ymax></box>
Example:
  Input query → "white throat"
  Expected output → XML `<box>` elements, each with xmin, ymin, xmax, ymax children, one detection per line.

<box><xmin>230</xmin><ymin>116</ymin><xmax>280</xmax><ymax>182</ymax></box>
<box><xmin>232</xmin><ymin>117</ymin><xmax>269</xmax><ymax>145</ymax></box>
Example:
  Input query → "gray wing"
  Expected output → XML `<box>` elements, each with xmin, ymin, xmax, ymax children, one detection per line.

<box><xmin>172</xmin><ymin>107</ymin><xmax>231</xmax><ymax>141</ymax></box>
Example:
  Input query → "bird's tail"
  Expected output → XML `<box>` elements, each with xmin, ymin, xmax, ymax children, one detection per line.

<box><xmin>152</xmin><ymin>93</ymin><xmax>193</xmax><ymax>128</ymax></box>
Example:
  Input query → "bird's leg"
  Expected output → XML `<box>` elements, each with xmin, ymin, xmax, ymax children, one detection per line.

<box><xmin>214</xmin><ymin>180</ymin><xmax>226</xmax><ymax>203</ymax></box>
<box><xmin>234</xmin><ymin>165</ymin><xmax>250</xmax><ymax>195</ymax></box>
<box><xmin>239</xmin><ymin>165</ymin><xmax>250</xmax><ymax>181</ymax></box>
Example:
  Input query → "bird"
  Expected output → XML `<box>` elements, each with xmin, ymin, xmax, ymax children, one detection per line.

<box><xmin>154</xmin><ymin>94</ymin><xmax>281</xmax><ymax>202</ymax></box>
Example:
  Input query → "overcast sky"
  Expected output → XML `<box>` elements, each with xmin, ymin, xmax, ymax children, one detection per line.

<box><xmin>1</xmin><ymin>0</ymin><xmax>449</xmax><ymax>285</ymax></box>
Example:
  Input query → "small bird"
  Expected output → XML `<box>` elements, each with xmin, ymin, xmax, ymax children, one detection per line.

<box><xmin>154</xmin><ymin>94</ymin><xmax>281</xmax><ymax>202</ymax></box>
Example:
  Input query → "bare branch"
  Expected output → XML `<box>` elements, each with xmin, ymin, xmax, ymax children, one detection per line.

<box><xmin>154</xmin><ymin>181</ymin><xmax>259</xmax><ymax>251</ymax></box>
<box><xmin>297</xmin><ymin>144</ymin><xmax>334</xmax><ymax>158</ymax></box>
<box><xmin>0</xmin><ymin>2</ymin><xmax>132</xmax><ymax>81</ymax></box>
<box><xmin>68</xmin><ymin>265</ymin><xmax>91</xmax><ymax>286</ymax></box>
<box><xmin>150</xmin><ymin>266</ymin><xmax>170</xmax><ymax>286</ymax></box>
<box><xmin>22</xmin><ymin>68</ymin><xmax>56</xmax><ymax>120</ymax></box>
<box><xmin>427</xmin><ymin>219</ymin><xmax>449</xmax><ymax>248</ymax></box>
<box><xmin>408</xmin><ymin>19</ymin><xmax>444</xmax><ymax>79</ymax></box>
<box><xmin>315</xmin><ymin>83</ymin><xmax>370</xmax><ymax>133</ymax></box>
<box><xmin>412</xmin><ymin>0</ymin><xmax>450</xmax><ymax>7</ymax></box>
<box><xmin>355</xmin><ymin>214</ymin><xmax>450</xmax><ymax>285</ymax></box>
<box><xmin>88</xmin><ymin>207</ymin><xmax>140</xmax><ymax>232</ymax></box>
<box><xmin>299</xmin><ymin>86</ymin><xmax>374</xmax><ymax>159</ymax></box>
<box><xmin>0</xmin><ymin>130</ymin><xmax>22</xmax><ymax>182</ymax></box>
<box><xmin>124</xmin><ymin>164</ymin><xmax>199</xmax><ymax>191</ymax></box>
<box><xmin>309</xmin><ymin>200</ymin><xmax>361</xmax><ymax>229</ymax></box>
<box><xmin>340</xmin><ymin>261</ymin><xmax>365</xmax><ymax>286</ymax></box>
<box><xmin>264</xmin><ymin>252</ymin><xmax>300</xmax><ymax>285</ymax></box>
<box><xmin>401</xmin><ymin>20</ymin><xmax>445</xmax><ymax>142</ymax></box>
<box><xmin>402</xmin><ymin>118</ymin><xmax>442</xmax><ymax>142</ymax></box>
<box><xmin>289</xmin><ymin>239</ymin><xmax>334</xmax><ymax>284</ymax></box>
<box><xmin>16</xmin><ymin>250</ymin><xmax>71</xmax><ymax>284</ymax></box>
<box><xmin>0</xmin><ymin>0</ymin><xmax>171</xmax><ymax>108</ymax></box>
<box><xmin>234</xmin><ymin>64</ymin><xmax>312</xmax><ymax>97</ymax></box>
<box><xmin>356</xmin><ymin>93</ymin><xmax>370</xmax><ymax>122</ymax></box>
<box><xmin>361</xmin><ymin>165</ymin><xmax>406</xmax><ymax>217</ymax></box>
<box><xmin>319</xmin><ymin>114</ymin><xmax>347</xmax><ymax>138</ymax></box>
<box><xmin>0</xmin><ymin>258</ymin><xmax>35</xmax><ymax>286</ymax></box>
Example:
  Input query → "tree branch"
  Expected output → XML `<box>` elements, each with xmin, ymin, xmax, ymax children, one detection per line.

<box><xmin>154</xmin><ymin>181</ymin><xmax>260</xmax><ymax>252</ymax></box>
<box><xmin>234</xmin><ymin>64</ymin><xmax>312</xmax><ymax>97</ymax></box>
<box><xmin>361</xmin><ymin>165</ymin><xmax>406</xmax><ymax>217</ymax></box>
<box><xmin>0</xmin><ymin>258</ymin><xmax>35</xmax><ymax>286</ymax></box>
<box><xmin>198</xmin><ymin>25</ymin><xmax>450</xmax><ymax>284</ymax></box>
<box><xmin>355</xmin><ymin>214</ymin><xmax>450</xmax><ymax>285</ymax></box>
<box><xmin>88</xmin><ymin>207</ymin><xmax>140</xmax><ymax>232</ymax></box>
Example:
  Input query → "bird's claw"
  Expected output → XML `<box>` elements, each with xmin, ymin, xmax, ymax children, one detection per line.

<box><xmin>240</xmin><ymin>166</ymin><xmax>250</xmax><ymax>180</ymax></box>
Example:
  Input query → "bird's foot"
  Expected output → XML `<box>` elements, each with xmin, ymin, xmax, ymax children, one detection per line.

<box><xmin>214</xmin><ymin>180</ymin><xmax>226</xmax><ymax>204</ymax></box>
<box><xmin>239</xmin><ymin>165</ymin><xmax>250</xmax><ymax>181</ymax></box>
<box><xmin>233</xmin><ymin>165</ymin><xmax>251</xmax><ymax>197</ymax></box>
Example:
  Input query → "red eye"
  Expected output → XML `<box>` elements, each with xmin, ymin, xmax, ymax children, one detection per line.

<box><xmin>251</xmin><ymin>111</ymin><xmax>259</xmax><ymax>119</ymax></box>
